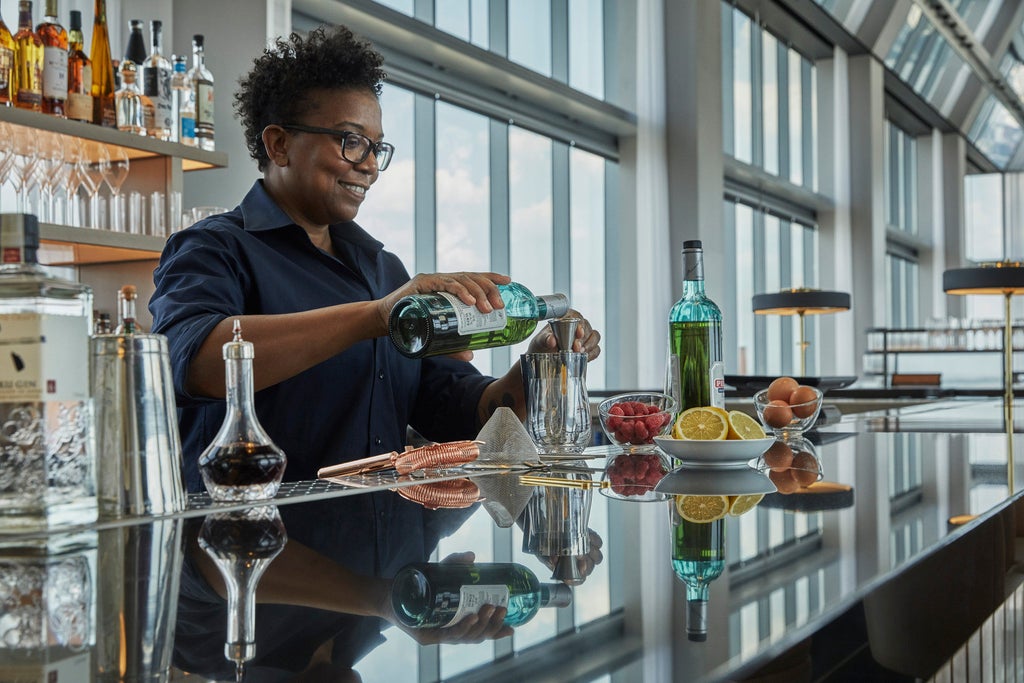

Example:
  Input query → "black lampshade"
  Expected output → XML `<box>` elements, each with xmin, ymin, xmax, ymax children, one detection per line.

<box><xmin>943</xmin><ymin>263</ymin><xmax>1024</xmax><ymax>295</ymax></box>
<box><xmin>752</xmin><ymin>289</ymin><xmax>851</xmax><ymax>315</ymax></box>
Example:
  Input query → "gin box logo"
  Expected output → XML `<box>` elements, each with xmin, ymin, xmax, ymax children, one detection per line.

<box><xmin>10</xmin><ymin>351</ymin><xmax>23</xmax><ymax>372</ymax></box>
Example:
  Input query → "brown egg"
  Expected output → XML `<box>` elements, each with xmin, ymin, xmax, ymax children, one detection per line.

<box><xmin>769</xmin><ymin>468</ymin><xmax>800</xmax><ymax>494</ymax></box>
<box><xmin>763</xmin><ymin>400</ymin><xmax>794</xmax><ymax>428</ymax></box>
<box><xmin>767</xmin><ymin>376</ymin><xmax>799</xmax><ymax>403</ymax></box>
<box><xmin>791</xmin><ymin>451</ymin><xmax>819</xmax><ymax>487</ymax></box>
<box><xmin>789</xmin><ymin>385</ymin><xmax>819</xmax><ymax>419</ymax></box>
<box><xmin>763</xmin><ymin>440</ymin><xmax>794</xmax><ymax>471</ymax></box>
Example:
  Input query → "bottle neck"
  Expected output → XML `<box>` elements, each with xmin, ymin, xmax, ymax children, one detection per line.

<box><xmin>18</xmin><ymin>5</ymin><xmax>31</xmax><ymax>31</ymax></box>
<box><xmin>225</xmin><ymin>357</ymin><xmax>257</xmax><ymax>415</ymax></box>
<box><xmin>681</xmin><ymin>249</ymin><xmax>706</xmax><ymax>296</ymax></box>
<box><xmin>150</xmin><ymin>27</ymin><xmax>161</xmax><ymax>55</ymax></box>
<box><xmin>117</xmin><ymin>296</ymin><xmax>136</xmax><ymax>334</ymax></box>
<box><xmin>44</xmin><ymin>0</ymin><xmax>57</xmax><ymax>22</ymax></box>
<box><xmin>93</xmin><ymin>0</ymin><xmax>106</xmax><ymax>24</ymax></box>
<box><xmin>192</xmin><ymin>45</ymin><xmax>205</xmax><ymax>69</ymax></box>
<box><xmin>69</xmin><ymin>30</ymin><xmax>83</xmax><ymax>48</ymax></box>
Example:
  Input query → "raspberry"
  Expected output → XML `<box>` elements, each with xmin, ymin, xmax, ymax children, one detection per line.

<box><xmin>633</xmin><ymin>421</ymin><xmax>650</xmax><ymax>443</ymax></box>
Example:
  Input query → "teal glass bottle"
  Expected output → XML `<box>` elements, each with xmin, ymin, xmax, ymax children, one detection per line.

<box><xmin>391</xmin><ymin>561</ymin><xmax>572</xmax><ymax>628</ymax></box>
<box><xmin>388</xmin><ymin>282</ymin><xmax>569</xmax><ymax>358</ymax></box>
<box><xmin>667</xmin><ymin>240</ymin><xmax>724</xmax><ymax>411</ymax></box>
<box><xmin>671</xmin><ymin>515</ymin><xmax>725</xmax><ymax>642</ymax></box>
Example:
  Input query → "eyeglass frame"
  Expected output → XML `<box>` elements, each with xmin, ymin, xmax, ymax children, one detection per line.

<box><xmin>278</xmin><ymin>123</ymin><xmax>395</xmax><ymax>171</ymax></box>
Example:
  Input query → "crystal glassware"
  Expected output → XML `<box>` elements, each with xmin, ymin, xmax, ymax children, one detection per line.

<box><xmin>104</xmin><ymin>146</ymin><xmax>129</xmax><ymax>231</ymax></box>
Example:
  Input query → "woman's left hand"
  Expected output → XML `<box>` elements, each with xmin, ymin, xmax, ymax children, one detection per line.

<box><xmin>527</xmin><ymin>310</ymin><xmax>602</xmax><ymax>361</ymax></box>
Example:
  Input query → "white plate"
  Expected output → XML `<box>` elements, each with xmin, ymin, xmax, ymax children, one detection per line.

<box><xmin>654</xmin><ymin>465</ymin><xmax>777</xmax><ymax>496</ymax></box>
<box><xmin>653</xmin><ymin>436</ymin><xmax>776</xmax><ymax>467</ymax></box>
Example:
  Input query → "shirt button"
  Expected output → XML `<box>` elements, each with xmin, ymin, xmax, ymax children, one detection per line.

<box><xmin>378</xmin><ymin>370</ymin><xmax>385</xmax><ymax>380</ymax></box>
<box><xmin>375</xmin><ymin>437</ymin><xmax>382</xmax><ymax>446</ymax></box>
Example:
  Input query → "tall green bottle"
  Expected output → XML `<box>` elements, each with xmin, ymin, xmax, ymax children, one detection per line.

<box><xmin>667</xmin><ymin>240</ymin><xmax>724</xmax><ymax>412</ymax></box>
<box><xmin>671</xmin><ymin>513</ymin><xmax>725</xmax><ymax>642</ymax></box>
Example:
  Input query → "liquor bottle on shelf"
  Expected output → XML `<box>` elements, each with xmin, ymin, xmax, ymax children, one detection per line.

<box><xmin>189</xmin><ymin>34</ymin><xmax>215</xmax><ymax>151</ymax></box>
<box><xmin>89</xmin><ymin>0</ymin><xmax>114</xmax><ymax>126</ymax></box>
<box><xmin>391</xmin><ymin>561</ymin><xmax>572</xmax><ymax>629</ymax></box>
<box><xmin>388</xmin><ymin>282</ymin><xmax>569</xmax><ymax>358</ymax></box>
<box><xmin>114</xmin><ymin>284</ymin><xmax>144</xmax><ymax>334</ymax></box>
<box><xmin>0</xmin><ymin>213</ymin><xmax>96</xmax><ymax>532</ymax></box>
<box><xmin>671</xmin><ymin>513</ymin><xmax>725</xmax><ymax>642</ymax></box>
<box><xmin>35</xmin><ymin>0</ymin><xmax>66</xmax><ymax>116</ymax></box>
<box><xmin>123</xmin><ymin>18</ymin><xmax>145</xmax><ymax>66</ymax></box>
<box><xmin>171</xmin><ymin>55</ymin><xmax>195</xmax><ymax>146</ymax></box>
<box><xmin>65</xmin><ymin>9</ymin><xmax>91</xmax><ymax>122</ymax></box>
<box><xmin>12</xmin><ymin>0</ymin><xmax>42</xmax><ymax>111</ymax></box>
<box><xmin>667</xmin><ymin>240</ymin><xmax>724</xmax><ymax>412</ymax></box>
<box><xmin>114</xmin><ymin>60</ymin><xmax>144</xmax><ymax>134</ymax></box>
<box><xmin>0</xmin><ymin>7</ymin><xmax>15</xmax><ymax>106</ymax></box>
<box><xmin>142</xmin><ymin>20</ymin><xmax>172</xmax><ymax>140</ymax></box>
<box><xmin>198</xmin><ymin>320</ymin><xmax>286</xmax><ymax>502</ymax></box>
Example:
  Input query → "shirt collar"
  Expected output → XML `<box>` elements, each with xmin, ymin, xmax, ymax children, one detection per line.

<box><xmin>239</xmin><ymin>180</ymin><xmax>385</xmax><ymax>253</ymax></box>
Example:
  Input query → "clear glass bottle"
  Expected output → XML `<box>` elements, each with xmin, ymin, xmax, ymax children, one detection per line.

<box><xmin>199</xmin><ymin>506</ymin><xmax>287</xmax><ymax>682</ymax></box>
<box><xmin>113</xmin><ymin>284</ymin><xmax>144</xmax><ymax>334</ymax></box>
<box><xmin>89</xmin><ymin>0</ymin><xmax>114</xmax><ymax>126</ymax></box>
<box><xmin>189</xmin><ymin>34</ymin><xmax>215</xmax><ymax>151</ymax></box>
<box><xmin>171</xmin><ymin>55</ymin><xmax>195</xmax><ymax>146</ymax></box>
<box><xmin>122</xmin><ymin>18</ymin><xmax>145</xmax><ymax>66</ymax></box>
<box><xmin>142</xmin><ymin>20</ymin><xmax>172</xmax><ymax>140</ymax></box>
<box><xmin>0</xmin><ymin>7</ymin><xmax>14</xmax><ymax>106</ymax></box>
<box><xmin>198</xmin><ymin>320</ymin><xmax>286</xmax><ymax>502</ymax></box>
<box><xmin>0</xmin><ymin>213</ymin><xmax>96</xmax><ymax>532</ymax></box>
<box><xmin>667</xmin><ymin>240</ymin><xmax>724</xmax><ymax>412</ymax></box>
<box><xmin>35</xmin><ymin>0</ymin><xmax>65</xmax><ymax>116</ymax></box>
<box><xmin>391</xmin><ymin>561</ymin><xmax>572</xmax><ymax>629</ymax></box>
<box><xmin>671</xmin><ymin>513</ymin><xmax>725</xmax><ymax>642</ymax></box>
<box><xmin>388</xmin><ymin>283</ymin><xmax>569</xmax><ymax>358</ymax></box>
<box><xmin>65</xmin><ymin>9</ymin><xmax>91</xmax><ymax>122</ymax></box>
<box><xmin>114</xmin><ymin>59</ymin><xmax>144</xmax><ymax>135</ymax></box>
<box><xmin>12</xmin><ymin>0</ymin><xmax>42</xmax><ymax>111</ymax></box>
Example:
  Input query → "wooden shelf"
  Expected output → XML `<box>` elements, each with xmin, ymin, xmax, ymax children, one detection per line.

<box><xmin>0</xmin><ymin>107</ymin><xmax>228</xmax><ymax>171</ymax></box>
<box><xmin>39</xmin><ymin>223</ymin><xmax>164</xmax><ymax>266</ymax></box>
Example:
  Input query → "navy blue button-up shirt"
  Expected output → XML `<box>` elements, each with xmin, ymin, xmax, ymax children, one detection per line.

<box><xmin>148</xmin><ymin>180</ymin><xmax>491</xmax><ymax>573</ymax></box>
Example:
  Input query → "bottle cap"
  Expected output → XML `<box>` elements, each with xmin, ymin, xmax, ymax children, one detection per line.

<box><xmin>544</xmin><ymin>582</ymin><xmax>573</xmax><ymax>608</ymax></box>
<box><xmin>0</xmin><ymin>214</ymin><xmax>39</xmax><ymax>264</ymax></box>
<box><xmin>686</xmin><ymin>598</ymin><xmax>708</xmax><ymax>642</ymax></box>
<box><xmin>193</xmin><ymin>34</ymin><xmax>205</xmax><ymax>47</ymax></box>
<box><xmin>539</xmin><ymin>294</ymin><xmax>570</xmax><ymax>320</ymax></box>
<box><xmin>130</xmin><ymin>19</ymin><xmax>144</xmax><ymax>29</ymax></box>
<box><xmin>69</xmin><ymin>10</ymin><xmax>81</xmax><ymax>30</ymax></box>
<box><xmin>682</xmin><ymin>240</ymin><xmax>703</xmax><ymax>251</ymax></box>
<box><xmin>223</xmin><ymin>319</ymin><xmax>254</xmax><ymax>360</ymax></box>
<box><xmin>151</xmin><ymin>19</ymin><xmax>162</xmax><ymax>30</ymax></box>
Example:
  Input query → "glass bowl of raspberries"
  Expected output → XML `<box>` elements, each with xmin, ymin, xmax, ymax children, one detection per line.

<box><xmin>598</xmin><ymin>392</ymin><xmax>677</xmax><ymax>453</ymax></box>
<box><xmin>600</xmin><ymin>450</ymin><xmax>672</xmax><ymax>502</ymax></box>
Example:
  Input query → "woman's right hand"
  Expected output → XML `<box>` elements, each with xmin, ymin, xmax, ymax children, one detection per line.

<box><xmin>376</xmin><ymin>271</ymin><xmax>512</xmax><ymax>341</ymax></box>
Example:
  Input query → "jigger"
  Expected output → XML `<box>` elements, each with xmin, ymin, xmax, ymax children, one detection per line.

<box><xmin>549</xmin><ymin>317</ymin><xmax>581</xmax><ymax>352</ymax></box>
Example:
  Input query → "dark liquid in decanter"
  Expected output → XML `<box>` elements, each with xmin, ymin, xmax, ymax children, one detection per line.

<box><xmin>199</xmin><ymin>442</ymin><xmax>286</xmax><ymax>499</ymax></box>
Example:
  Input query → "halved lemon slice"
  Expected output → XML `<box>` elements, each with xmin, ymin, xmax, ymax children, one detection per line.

<box><xmin>727</xmin><ymin>410</ymin><xmax>766</xmax><ymax>440</ymax></box>
<box><xmin>675</xmin><ymin>494</ymin><xmax>729</xmax><ymax>523</ymax></box>
<box><xmin>728</xmin><ymin>493</ymin><xmax>764</xmax><ymax>516</ymax></box>
<box><xmin>672</xmin><ymin>407</ymin><xmax>729</xmax><ymax>441</ymax></box>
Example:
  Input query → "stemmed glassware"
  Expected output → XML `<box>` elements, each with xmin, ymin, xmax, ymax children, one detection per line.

<box><xmin>105</xmin><ymin>147</ymin><xmax>130</xmax><ymax>232</ymax></box>
<box><xmin>10</xmin><ymin>134</ymin><xmax>40</xmax><ymax>214</ymax></box>
<box><xmin>35</xmin><ymin>132</ymin><xmax>65</xmax><ymax>223</ymax></box>
<box><xmin>0</xmin><ymin>123</ymin><xmax>15</xmax><ymax>213</ymax></box>
<box><xmin>62</xmin><ymin>138</ymin><xmax>85</xmax><ymax>227</ymax></box>
<box><xmin>79</xmin><ymin>141</ymin><xmax>109</xmax><ymax>228</ymax></box>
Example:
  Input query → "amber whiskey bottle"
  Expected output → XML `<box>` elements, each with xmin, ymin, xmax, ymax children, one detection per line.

<box><xmin>35</xmin><ymin>0</ymin><xmax>66</xmax><ymax>116</ymax></box>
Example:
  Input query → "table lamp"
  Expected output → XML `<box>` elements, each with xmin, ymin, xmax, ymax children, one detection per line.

<box><xmin>943</xmin><ymin>261</ymin><xmax>1024</xmax><ymax>494</ymax></box>
<box><xmin>752</xmin><ymin>288</ymin><xmax>851</xmax><ymax>376</ymax></box>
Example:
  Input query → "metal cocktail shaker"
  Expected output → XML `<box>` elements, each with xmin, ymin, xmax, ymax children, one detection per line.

<box><xmin>91</xmin><ymin>332</ymin><xmax>185</xmax><ymax>517</ymax></box>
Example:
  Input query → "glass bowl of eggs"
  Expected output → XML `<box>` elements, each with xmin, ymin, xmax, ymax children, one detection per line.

<box><xmin>753</xmin><ymin>377</ymin><xmax>822</xmax><ymax>438</ymax></box>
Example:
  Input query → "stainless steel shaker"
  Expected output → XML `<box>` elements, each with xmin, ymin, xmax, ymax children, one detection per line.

<box><xmin>91</xmin><ymin>333</ymin><xmax>186</xmax><ymax>517</ymax></box>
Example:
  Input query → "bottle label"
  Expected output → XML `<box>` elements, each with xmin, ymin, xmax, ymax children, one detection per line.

<box><xmin>435</xmin><ymin>291</ymin><xmax>506</xmax><ymax>335</ymax></box>
<box><xmin>196</xmin><ymin>80</ymin><xmax>214</xmax><ymax>127</ymax></box>
<box><xmin>0</xmin><ymin>314</ymin><xmax>88</xmax><ymax>402</ymax></box>
<box><xmin>180</xmin><ymin>115</ymin><xmax>195</xmax><ymax>141</ymax></box>
<box><xmin>709</xmin><ymin>361</ymin><xmax>725</xmax><ymax>409</ymax></box>
<box><xmin>0</xmin><ymin>47</ymin><xmax>12</xmax><ymax>92</ymax></box>
<box><xmin>143</xmin><ymin>66</ymin><xmax>174</xmax><ymax>130</ymax></box>
<box><xmin>42</xmin><ymin>46</ymin><xmax>68</xmax><ymax>99</ymax></box>
<box><xmin>67</xmin><ymin>91</ymin><xmax>93</xmax><ymax>121</ymax></box>
<box><xmin>445</xmin><ymin>584</ymin><xmax>509</xmax><ymax>627</ymax></box>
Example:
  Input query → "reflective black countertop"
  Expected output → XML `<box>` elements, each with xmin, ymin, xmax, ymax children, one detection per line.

<box><xmin>2</xmin><ymin>396</ymin><xmax>1022</xmax><ymax>682</ymax></box>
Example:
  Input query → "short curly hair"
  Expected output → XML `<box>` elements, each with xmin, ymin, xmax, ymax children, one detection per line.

<box><xmin>234</xmin><ymin>25</ymin><xmax>386</xmax><ymax>171</ymax></box>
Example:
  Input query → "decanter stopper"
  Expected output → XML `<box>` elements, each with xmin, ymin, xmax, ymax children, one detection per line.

<box><xmin>199</xmin><ymin>506</ymin><xmax>288</xmax><ymax>681</ymax></box>
<box><xmin>198</xmin><ymin>320</ymin><xmax>287</xmax><ymax>501</ymax></box>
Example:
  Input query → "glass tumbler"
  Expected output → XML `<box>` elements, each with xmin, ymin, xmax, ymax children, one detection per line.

<box><xmin>521</xmin><ymin>352</ymin><xmax>591</xmax><ymax>454</ymax></box>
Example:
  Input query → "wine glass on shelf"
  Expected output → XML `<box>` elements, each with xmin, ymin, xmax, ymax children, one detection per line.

<box><xmin>61</xmin><ymin>138</ymin><xmax>85</xmax><ymax>227</ymax></box>
<box><xmin>104</xmin><ymin>147</ymin><xmax>130</xmax><ymax>232</ymax></box>
<box><xmin>34</xmin><ymin>132</ymin><xmax>64</xmax><ymax>223</ymax></box>
<box><xmin>0</xmin><ymin>123</ymin><xmax>15</xmax><ymax>213</ymax></box>
<box><xmin>79</xmin><ymin>141</ymin><xmax>109</xmax><ymax>229</ymax></box>
<box><xmin>10</xmin><ymin>133</ymin><xmax>40</xmax><ymax>214</ymax></box>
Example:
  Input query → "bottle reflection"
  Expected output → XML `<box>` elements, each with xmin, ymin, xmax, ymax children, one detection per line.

<box><xmin>671</xmin><ymin>508</ymin><xmax>725</xmax><ymax>642</ymax></box>
<box><xmin>198</xmin><ymin>505</ymin><xmax>287</xmax><ymax>682</ymax></box>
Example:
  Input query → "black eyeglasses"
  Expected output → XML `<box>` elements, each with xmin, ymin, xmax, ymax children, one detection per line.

<box><xmin>280</xmin><ymin>124</ymin><xmax>395</xmax><ymax>171</ymax></box>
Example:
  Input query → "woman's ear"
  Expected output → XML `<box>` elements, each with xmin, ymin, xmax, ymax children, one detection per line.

<box><xmin>262</xmin><ymin>125</ymin><xmax>290</xmax><ymax>167</ymax></box>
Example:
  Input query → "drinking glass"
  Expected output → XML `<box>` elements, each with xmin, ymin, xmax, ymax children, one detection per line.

<box><xmin>10</xmin><ymin>133</ymin><xmax>40</xmax><ymax>213</ymax></box>
<box><xmin>104</xmin><ymin>148</ymin><xmax>130</xmax><ymax>232</ymax></box>
<box><xmin>62</xmin><ymin>138</ymin><xmax>85</xmax><ymax>227</ymax></box>
<box><xmin>35</xmin><ymin>132</ymin><xmax>65</xmax><ymax>223</ymax></box>
<box><xmin>79</xmin><ymin>141</ymin><xmax>109</xmax><ymax>228</ymax></box>
<box><xmin>0</xmin><ymin>122</ymin><xmax>15</xmax><ymax>212</ymax></box>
